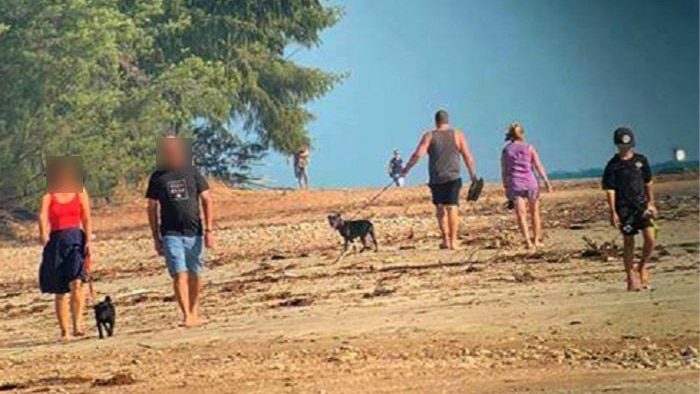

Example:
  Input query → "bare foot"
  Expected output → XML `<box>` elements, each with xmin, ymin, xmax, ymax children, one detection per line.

<box><xmin>73</xmin><ymin>325</ymin><xmax>85</xmax><ymax>337</ymax></box>
<box><xmin>439</xmin><ymin>243</ymin><xmax>449</xmax><ymax>250</ymax></box>
<box><xmin>60</xmin><ymin>331</ymin><xmax>70</xmax><ymax>343</ymax></box>
<box><xmin>534</xmin><ymin>240</ymin><xmax>544</xmax><ymax>248</ymax></box>
<box><xmin>626</xmin><ymin>273</ymin><xmax>641</xmax><ymax>292</ymax></box>
<box><xmin>525</xmin><ymin>241</ymin><xmax>534</xmax><ymax>250</ymax></box>
<box><xmin>638</xmin><ymin>266</ymin><xmax>651</xmax><ymax>289</ymax></box>
<box><xmin>184</xmin><ymin>316</ymin><xmax>198</xmax><ymax>328</ymax></box>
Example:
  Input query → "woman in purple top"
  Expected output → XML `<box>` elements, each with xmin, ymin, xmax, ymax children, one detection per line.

<box><xmin>501</xmin><ymin>123</ymin><xmax>552</xmax><ymax>249</ymax></box>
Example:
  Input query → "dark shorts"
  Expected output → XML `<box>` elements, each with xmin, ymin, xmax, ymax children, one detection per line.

<box><xmin>429</xmin><ymin>178</ymin><xmax>462</xmax><ymax>206</ymax></box>
<box><xmin>295</xmin><ymin>166</ymin><xmax>307</xmax><ymax>179</ymax></box>
<box><xmin>39</xmin><ymin>228</ymin><xmax>87</xmax><ymax>294</ymax></box>
<box><xmin>617</xmin><ymin>205</ymin><xmax>652</xmax><ymax>236</ymax></box>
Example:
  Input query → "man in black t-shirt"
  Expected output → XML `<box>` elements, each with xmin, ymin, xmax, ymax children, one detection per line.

<box><xmin>602</xmin><ymin>127</ymin><xmax>656</xmax><ymax>291</ymax></box>
<box><xmin>146</xmin><ymin>135</ymin><xmax>214</xmax><ymax>327</ymax></box>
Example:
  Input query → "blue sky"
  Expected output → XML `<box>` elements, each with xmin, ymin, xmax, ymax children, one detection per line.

<box><xmin>260</xmin><ymin>0</ymin><xmax>699</xmax><ymax>188</ymax></box>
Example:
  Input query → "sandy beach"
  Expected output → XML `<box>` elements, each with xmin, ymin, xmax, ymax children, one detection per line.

<box><xmin>1</xmin><ymin>175</ymin><xmax>698</xmax><ymax>393</ymax></box>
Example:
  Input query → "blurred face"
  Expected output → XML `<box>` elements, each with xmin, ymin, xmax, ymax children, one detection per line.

<box><xmin>160</xmin><ymin>137</ymin><xmax>186</xmax><ymax>170</ymax></box>
<box><xmin>616</xmin><ymin>144</ymin><xmax>633</xmax><ymax>155</ymax></box>
<box><xmin>48</xmin><ymin>162</ymin><xmax>81</xmax><ymax>192</ymax></box>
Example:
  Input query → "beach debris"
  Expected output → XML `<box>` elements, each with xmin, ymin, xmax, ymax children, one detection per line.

<box><xmin>327</xmin><ymin>345</ymin><xmax>365</xmax><ymax>363</ymax></box>
<box><xmin>277</xmin><ymin>296</ymin><xmax>314</xmax><ymax>308</ymax></box>
<box><xmin>513</xmin><ymin>271</ymin><xmax>537</xmax><ymax>283</ymax></box>
<box><xmin>581</xmin><ymin>236</ymin><xmax>618</xmax><ymax>261</ymax></box>
<box><xmin>682</xmin><ymin>346</ymin><xmax>698</xmax><ymax>365</ymax></box>
<box><xmin>363</xmin><ymin>286</ymin><xmax>396</xmax><ymax>298</ymax></box>
<box><xmin>0</xmin><ymin>382</ymin><xmax>26</xmax><ymax>391</ymax></box>
<box><xmin>93</xmin><ymin>372</ymin><xmax>136</xmax><ymax>387</ymax></box>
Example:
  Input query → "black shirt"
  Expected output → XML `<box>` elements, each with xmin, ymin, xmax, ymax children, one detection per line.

<box><xmin>389</xmin><ymin>157</ymin><xmax>403</xmax><ymax>177</ymax></box>
<box><xmin>602</xmin><ymin>153</ymin><xmax>652</xmax><ymax>209</ymax></box>
<box><xmin>146</xmin><ymin>169</ymin><xmax>209</xmax><ymax>236</ymax></box>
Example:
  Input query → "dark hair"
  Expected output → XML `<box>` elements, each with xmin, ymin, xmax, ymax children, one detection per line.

<box><xmin>435</xmin><ymin>110</ymin><xmax>449</xmax><ymax>126</ymax></box>
<box><xmin>163</xmin><ymin>129</ymin><xmax>178</xmax><ymax>138</ymax></box>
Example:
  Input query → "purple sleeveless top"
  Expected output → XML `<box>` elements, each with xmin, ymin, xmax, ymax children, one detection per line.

<box><xmin>502</xmin><ymin>141</ymin><xmax>538</xmax><ymax>198</ymax></box>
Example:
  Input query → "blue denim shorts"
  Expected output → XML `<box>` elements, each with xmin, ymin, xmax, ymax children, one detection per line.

<box><xmin>162</xmin><ymin>235</ymin><xmax>204</xmax><ymax>277</ymax></box>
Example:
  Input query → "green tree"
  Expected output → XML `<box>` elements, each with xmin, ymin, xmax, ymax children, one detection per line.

<box><xmin>0</xmin><ymin>0</ymin><xmax>342</xmax><ymax>207</ymax></box>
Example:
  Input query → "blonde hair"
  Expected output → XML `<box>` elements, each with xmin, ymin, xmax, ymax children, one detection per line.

<box><xmin>505</xmin><ymin>123</ymin><xmax>523</xmax><ymax>142</ymax></box>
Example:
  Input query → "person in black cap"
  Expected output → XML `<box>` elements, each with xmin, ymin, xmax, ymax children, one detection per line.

<box><xmin>602</xmin><ymin>127</ymin><xmax>656</xmax><ymax>291</ymax></box>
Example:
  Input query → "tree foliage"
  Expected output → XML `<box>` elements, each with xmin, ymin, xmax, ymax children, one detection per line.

<box><xmin>0</xmin><ymin>0</ymin><xmax>342</xmax><ymax>206</ymax></box>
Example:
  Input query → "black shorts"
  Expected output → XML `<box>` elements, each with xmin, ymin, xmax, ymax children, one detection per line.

<box><xmin>429</xmin><ymin>178</ymin><xmax>462</xmax><ymax>206</ymax></box>
<box><xmin>617</xmin><ymin>205</ymin><xmax>652</xmax><ymax>236</ymax></box>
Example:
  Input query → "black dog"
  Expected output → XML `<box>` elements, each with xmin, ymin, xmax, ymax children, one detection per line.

<box><xmin>94</xmin><ymin>296</ymin><xmax>115</xmax><ymax>339</ymax></box>
<box><xmin>327</xmin><ymin>213</ymin><xmax>378</xmax><ymax>262</ymax></box>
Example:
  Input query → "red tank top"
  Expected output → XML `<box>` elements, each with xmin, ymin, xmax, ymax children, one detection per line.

<box><xmin>48</xmin><ymin>193</ymin><xmax>83</xmax><ymax>231</ymax></box>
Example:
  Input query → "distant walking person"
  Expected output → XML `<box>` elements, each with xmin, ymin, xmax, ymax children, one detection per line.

<box><xmin>501</xmin><ymin>123</ymin><xmax>553</xmax><ymax>249</ymax></box>
<box><xmin>146</xmin><ymin>134</ymin><xmax>214</xmax><ymax>327</ymax></box>
<box><xmin>387</xmin><ymin>149</ymin><xmax>405</xmax><ymax>187</ymax></box>
<box><xmin>38</xmin><ymin>157</ymin><xmax>92</xmax><ymax>342</ymax></box>
<box><xmin>294</xmin><ymin>144</ymin><xmax>310</xmax><ymax>189</ymax></box>
<box><xmin>402</xmin><ymin>110</ymin><xmax>478</xmax><ymax>250</ymax></box>
<box><xmin>602</xmin><ymin>127</ymin><xmax>656</xmax><ymax>291</ymax></box>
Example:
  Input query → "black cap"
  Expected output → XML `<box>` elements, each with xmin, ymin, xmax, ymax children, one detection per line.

<box><xmin>613</xmin><ymin>127</ymin><xmax>635</xmax><ymax>148</ymax></box>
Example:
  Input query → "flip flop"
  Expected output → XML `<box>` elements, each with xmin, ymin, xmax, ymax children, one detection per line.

<box><xmin>467</xmin><ymin>178</ymin><xmax>484</xmax><ymax>202</ymax></box>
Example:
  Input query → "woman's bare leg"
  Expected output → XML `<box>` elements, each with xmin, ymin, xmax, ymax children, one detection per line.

<box><xmin>529</xmin><ymin>198</ymin><xmax>543</xmax><ymax>247</ymax></box>
<box><xmin>55</xmin><ymin>294</ymin><xmax>70</xmax><ymax>341</ymax></box>
<box><xmin>69</xmin><ymin>279</ymin><xmax>85</xmax><ymax>336</ymax></box>
<box><xmin>515</xmin><ymin>198</ymin><xmax>533</xmax><ymax>249</ymax></box>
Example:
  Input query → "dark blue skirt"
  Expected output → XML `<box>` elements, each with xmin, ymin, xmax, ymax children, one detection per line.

<box><xmin>39</xmin><ymin>228</ymin><xmax>86</xmax><ymax>294</ymax></box>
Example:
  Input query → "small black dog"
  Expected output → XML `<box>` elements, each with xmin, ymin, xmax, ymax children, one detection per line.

<box><xmin>94</xmin><ymin>296</ymin><xmax>115</xmax><ymax>339</ymax></box>
<box><xmin>327</xmin><ymin>213</ymin><xmax>378</xmax><ymax>262</ymax></box>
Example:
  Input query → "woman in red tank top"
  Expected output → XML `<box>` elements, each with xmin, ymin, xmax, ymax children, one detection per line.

<box><xmin>38</xmin><ymin>159</ymin><xmax>93</xmax><ymax>342</ymax></box>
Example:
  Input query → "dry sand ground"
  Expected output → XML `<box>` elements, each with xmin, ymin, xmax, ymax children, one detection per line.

<box><xmin>0</xmin><ymin>176</ymin><xmax>698</xmax><ymax>393</ymax></box>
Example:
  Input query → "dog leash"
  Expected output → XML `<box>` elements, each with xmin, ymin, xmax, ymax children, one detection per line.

<box><xmin>341</xmin><ymin>180</ymin><xmax>395</xmax><ymax>219</ymax></box>
<box><xmin>85</xmin><ymin>249</ymin><xmax>96</xmax><ymax>304</ymax></box>
<box><xmin>365</xmin><ymin>180</ymin><xmax>396</xmax><ymax>207</ymax></box>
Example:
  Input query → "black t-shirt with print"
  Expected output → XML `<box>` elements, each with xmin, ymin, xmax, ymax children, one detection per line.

<box><xmin>146</xmin><ymin>169</ymin><xmax>209</xmax><ymax>236</ymax></box>
<box><xmin>602</xmin><ymin>153</ymin><xmax>652</xmax><ymax>209</ymax></box>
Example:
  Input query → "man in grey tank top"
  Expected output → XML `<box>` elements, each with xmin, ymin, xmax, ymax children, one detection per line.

<box><xmin>401</xmin><ymin>110</ymin><xmax>478</xmax><ymax>250</ymax></box>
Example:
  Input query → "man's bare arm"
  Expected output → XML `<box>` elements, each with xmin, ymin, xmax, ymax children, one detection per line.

<box><xmin>606</xmin><ymin>190</ymin><xmax>619</xmax><ymax>227</ymax></box>
<box><xmin>200</xmin><ymin>190</ymin><xmax>215</xmax><ymax>248</ymax></box>
<box><xmin>456</xmin><ymin>131</ymin><xmax>477</xmax><ymax>182</ymax></box>
<box><xmin>645</xmin><ymin>181</ymin><xmax>655</xmax><ymax>209</ymax></box>
<box><xmin>147</xmin><ymin>199</ymin><xmax>160</xmax><ymax>239</ymax></box>
<box><xmin>200</xmin><ymin>190</ymin><xmax>214</xmax><ymax>231</ymax></box>
<box><xmin>402</xmin><ymin>132</ymin><xmax>432</xmax><ymax>176</ymax></box>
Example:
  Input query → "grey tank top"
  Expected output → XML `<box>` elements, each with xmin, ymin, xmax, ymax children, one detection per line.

<box><xmin>428</xmin><ymin>129</ymin><xmax>461</xmax><ymax>185</ymax></box>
